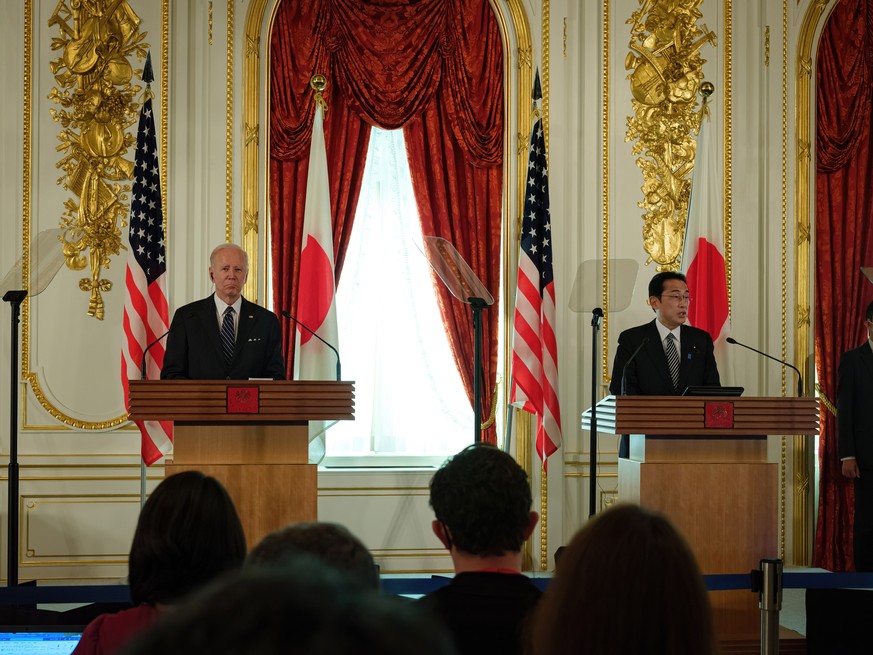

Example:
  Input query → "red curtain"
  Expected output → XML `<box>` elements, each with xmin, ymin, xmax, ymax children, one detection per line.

<box><xmin>814</xmin><ymin>0</ymin><xmax>873</xmax><ymax>571</ymax></box>
<box><xmin>269</xmin><ymin>0</ymin><xmax>503</xmax><ymax>442</ymax></box>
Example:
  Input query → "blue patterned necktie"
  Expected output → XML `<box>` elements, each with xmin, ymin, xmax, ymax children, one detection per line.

<box><xmin>220</xmin><ymin>306</ymin><xmax>235</xmax><ymax>365</ymax></box>
<box><xmin>665</xmin><ymin>333</ymin><xmax>680</xmax><ymax>391</ymax></box>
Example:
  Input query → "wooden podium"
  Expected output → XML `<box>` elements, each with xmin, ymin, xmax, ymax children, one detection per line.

<box><xmin>582</xmin><ymin>395</ymin><xmax>818</xmax><ymax>640</ymax></box>
<box><xmin>128</xmin><ymin>380</ymin><xmax>354</xmax><ymax>547</ymax></box>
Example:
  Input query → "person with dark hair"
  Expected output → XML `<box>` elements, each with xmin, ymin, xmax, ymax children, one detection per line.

<box><xmin>609</xmin><ymin>271</ymin><xmax>720</xmax><ymax>457</ymax></box>
<box><xmin>161</xmin><ymin>243</ymin><xmax>285</xmax><ymax>380</ymax></box>
<box><xmin>119</xmin><ymin>557</ymin><xmax>456</xmax><ymax>655</ymax></box>
<box><xmin>838</xmin><ymin>300</ymin><xmax>873</xmax><ymax>571</ymax></box>
<box><xmin>530</xmin><ymin>504</ymin><xmax>716</xmax><ymax>655</ymax></box>
<box><xmin>421</xmin><ymin>444</ymin><xmax>540</xmax><ymax>655</ymax></box>
<box><xmin>246</xmin><ymin>521</ymin><xmax>379</xmax><ymax>589</ymax></box>
<box><xmin>73</xmin><ymin>471</ymin><xmax>247</xmax><ymax>655</ymax></box>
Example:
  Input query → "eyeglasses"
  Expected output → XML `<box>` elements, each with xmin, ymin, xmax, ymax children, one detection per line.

<box><xmin>660</xmin><ymin>293</ymin><xmax>692</xmax><ymax>303</ymax></box>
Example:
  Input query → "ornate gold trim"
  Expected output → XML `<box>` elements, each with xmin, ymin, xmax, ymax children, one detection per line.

<box><xmin>624</xmin><ymin>1</ymin><xmax>716</xmax><ymax>271</ymax></box>
<box><xmin>539</xmin><ymin>0</ymin><xmax>551</xmax><ymax>573</ymax></box>
<box><xmin>22</xmin><ymin>0</ymin><xmax>32</xmax><ymax>381</ymax></box>
<box><xmin>47</xmin><ymin>1</ymin><xmax>149</xmax><ymax>320</ymax></box>
<box><xmin>500</xmin><ymin>0</ymin><xmax>534</xmax><ymax>572</ymax></box>
<box><xmin>723</xmin><ymin>1</ymin><xmax>733</xmax><ymax>310</ymax></box>
<box><xmin>602</xmin><ymin>0</ymin><xmax>611</xmax><ymax>384</ymax></box>
<box><xmin>794</xmin><ymin>0</ymin><xmax>837</xmax><ymax>566</ymax></box>
<box><xmin>20</xmin><ymin>2</ymin><xmax>170</xmax><ymax>430</ymax></box>
<box><xmin>162</xmin><ymin>0</ymin><xmax>169</xmax><ymax>237</ymax></box>
<box><xmin>241</xmin><ymin>0</ymin><xmax>270</xmax><ymax>303</ymax></box>
<box><xmin>781</xmin><ymin>0</ymin><xmax>790</xmax><ymax>563</ymax></box>
<box><xmin>226</xmin><ymin>0</ymin><xmax>235</xmax><ymax>248</ymax></box>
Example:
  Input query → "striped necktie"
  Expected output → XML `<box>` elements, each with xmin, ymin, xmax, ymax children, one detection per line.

<box><xmin>665</xmin><ymin>333</ymin><xmax>680</xmax><ymax>391</ymax></box>
<box><xmin>221</xmin><ymin>306</ymin><xmax>235</xmax><ymax>365</ymax></box>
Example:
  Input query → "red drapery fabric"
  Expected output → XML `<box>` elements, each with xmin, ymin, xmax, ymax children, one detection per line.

<box><xmin>813</xmin><ymin>0</ymin><xmax>873</xmax><ymax>571</ymax></box>
<box><xmin>269</xmin><ymin>0</ymin><xmax>503</xmax><ymax>442</ymax></box>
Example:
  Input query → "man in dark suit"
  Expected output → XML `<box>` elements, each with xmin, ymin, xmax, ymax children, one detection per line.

<box><xmin>838</xmin><ymin>300</ymin><xmax>873</xmax><ymax>571</ymax></box>
<box><xmin>161</xmin><ymin>244</ymin><xmax>285</xmax><ymax>380</ymax></box>
<box><xmin>422</xmin><ymin>444</ymin><xmax>541</xmax><ymax>655</ymax></box>
<box><xmin>609</xmin><ymin>271</ymin><xmax>720</xmax><ymax>457</ymax></box>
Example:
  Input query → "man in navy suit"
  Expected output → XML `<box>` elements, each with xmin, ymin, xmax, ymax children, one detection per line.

<box><xmin>838</xmin><ymin>300</ymin><xmax>873</xmax><ymax>571</ymax></box>
<box><xmin>609</xmin><ymin>271</ymin><xmax>720</xmax><ymax>457</ymax></box>
<box><xmin>161</xmin><ymin>244</ymin><xmax>286</xmax><ymax>380</ymax></box>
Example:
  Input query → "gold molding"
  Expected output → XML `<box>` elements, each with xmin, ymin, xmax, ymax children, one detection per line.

<box><xmin>20</xmin><ymin>1</ymin><xmax>170</xmax><ymax>430</ymax></box>
<box><xmin>723</xmin><ymin>1</ymin><xmax>733</xmax><ymax>310</ymax></box>
<box><xmin>794</xmin><ymin>0</ymin><xmax>837</xmax><ymax>566</ymax></box>
<box><xmin>226</xmin><ymin>0</ymin><xmax>235</xmax><ymax>248</ymax></box>
<box><xmin>781</xmin><ymin>0</ymin><xmax>790</xmax><ymax>563</ymax></box>
<box><xmin>241</xmin><ymin>0</ymin><xmax>270</xmax><ymax>303</ymax></box>
<box><xmin>22</xmin><ymin>0</ymin><xmax>32</xmax><ymax>380</ymax></box>
<box><xmin>602</xmin><ymin>0</ymin><xmax>611</xmax><ymax>384</ymax></box>
<box><xmin>162</xmin><ymin>0</ymin><xmax>169</xmax><ymax>239</ymax></box>
<box><xmin>539</xmin><ymin>0</ymin><xmax>551</xmax><ymax>573</ymax></box>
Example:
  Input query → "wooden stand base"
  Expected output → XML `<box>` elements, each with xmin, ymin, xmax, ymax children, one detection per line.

<box><xmin>619</xmin><ymin>454</ymin><xmax>778</xmax><ymax>640</ymax></box>
<box><xmin>167</xmin><ymin>424</ymin><xmax>316</xmax><ymax>548</ymax></box>
<box><xmin>165</xmin><ymin>462</ymin><xmax>316</xmax><ymax>549</ymax></box>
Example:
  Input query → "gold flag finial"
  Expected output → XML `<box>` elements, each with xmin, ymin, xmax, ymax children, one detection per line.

<box><xmin>310</xmin><ymin>74</ymin><xmax>328</xmax><ymax>114</ymax></box>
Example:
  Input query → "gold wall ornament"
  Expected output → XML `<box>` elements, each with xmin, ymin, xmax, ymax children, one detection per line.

<box><xmin>624</xmin><ymin>0</ymin><xmax>716</xmax><ymax>271</ymax></box>
<box><xmin>47</xmin><ymin>0</ymin><xmax>149</xmax><ymax>319</ymax></box>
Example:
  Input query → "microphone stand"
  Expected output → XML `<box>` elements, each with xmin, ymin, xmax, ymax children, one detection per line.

<box><xmin>588</xmin><ymin>308</ymin><xmax>603</xmax><ymax>519</ymax></box>
<box><xmin>3</xmin><ymin>290</ymin><xmax>27</xmax><ymax>587</ymax></box>
<box><xmin>469</xmin><ymin>297</ymin><xmax>487</xmax><ymax>444</ymax></box>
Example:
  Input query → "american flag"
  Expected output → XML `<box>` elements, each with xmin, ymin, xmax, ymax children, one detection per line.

<box><xmin>121</xmin><ymin>53</ymin><xmax>172</xmax><ymax>465</ymax></box>
<box><xmin>510</xmin><ymin>116</ymin><xmax>562</xmax><ymax>463</ymax></box>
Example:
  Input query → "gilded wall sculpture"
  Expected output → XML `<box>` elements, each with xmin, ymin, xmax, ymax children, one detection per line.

<box><xmin>624</xmin><ymin>0</ymin><xmax>716</xmax><ymax>271</ymax></box>
<box><xmin>47</xmin><ymin>1</ymin><xmax>149</xmax><ymax>319</ymax></box>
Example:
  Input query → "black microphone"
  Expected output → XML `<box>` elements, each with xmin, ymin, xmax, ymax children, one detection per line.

<box><xmin>591</xmin><ymin>307</ymin><xmax>603</xmax><ymax>328</ymax></box>
<box><xmin>141</xmin><ymin>326</ymin><xmax>173</xmax><ymax>380</ymax></box>
<box><xmin>620</xmin><ymin>337</ymin><xmax>649</xmax><ymax>395</ymax></box>
<box><xmin>281</xmin><ymin>310</ymin><xmax>342</xmax><ymax>381</ymax></box>
<box><xmin>726</xmin><ymin>337</ymin><xmax>803</xmax><ymax>397</ymax></box>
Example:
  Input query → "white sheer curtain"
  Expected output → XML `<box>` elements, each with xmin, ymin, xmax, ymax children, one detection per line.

<box><xmin>324</xmin><ymin>128</ymin><xmax>472</xmax><ymax>460</ymax></box>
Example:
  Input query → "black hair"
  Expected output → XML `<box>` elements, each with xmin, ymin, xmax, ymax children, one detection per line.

<box><xmin>128</xmin><ymin>471</ymin><xmax>246</xmax><ymax>605</ymax></box>
<box><xmin>530</xmin><ymin>504</ymin><xmax>715</xmax><ymax>655</ymax></box>
<box><xmin>119</xmin><ymin>557</ymin><xmax>455</xmax><ymax>655</ymax></box>
<box><xmin>429</xmin><ymin>444</ymin><xmax>532</xmax><ymax>556</ymax></box>
<box><xmin>865</xmin><ymin>300</ymin><xmax>873</xmax><ymax>323</ymax></box>
<box><xmin>246</xmin><ymin>522</ymin><xmax>379</xmax><ymax>589</ymax></box>
<box><xmin>648</xmin><ymin>271</ymin><xmax>688</xmax><ymax>299</ymax></box>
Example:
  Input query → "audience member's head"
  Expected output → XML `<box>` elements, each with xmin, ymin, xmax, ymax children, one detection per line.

<box><xmin>530</xmin><ymin>503</ymin><xmax>716</xmax><ymax>655</ymax></box>
<box><xmin>128</xmin><ymin>471</ymin><xmax>246</xmax><ymax>606</ymax></box>
<box><xmin>120</xmin><ymin>556</ymin><xmax>456</xmax><ymax>655</ymax></box>
<box><xmin>246</xmin><ymin>521</ymin><xmax>379</xmax><ymax>589</ymax></box>
<box><xmin>429</xmin><ymin>444</ymin><xmax>536</xmax><ymax>558</ymax></box>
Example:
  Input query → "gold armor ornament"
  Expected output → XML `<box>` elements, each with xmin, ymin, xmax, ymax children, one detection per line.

<box><xmin>48</xmin><ymin>0</ymin><xmax>149</xmax><ymax>319</ymax></box>
<box><xmin>624</xmin><ymin>0</ymin><xmax>716</xmax><ymax>271</ymax></box>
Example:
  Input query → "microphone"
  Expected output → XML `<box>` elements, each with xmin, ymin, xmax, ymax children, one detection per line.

<box><xmin>591</xmin><ymin>307</ymin><xmax>603</xmax><ymax>328</ymax></box>
<box><xmin>141</xmin><ymin>326</ymin><xmax>173</xmax><ymax>380</ymax></box>
<box><xmin>726</xmin><ymin>337</ymin><xmax>803</xmax><ymax>397</ymax></box>
<box><xmin>620</xmin><ymin>337</ymin><xmax>649</xmax><ymax>395</ymax></box>
<box><xmin>281</xmin><ymin>310</ymin><xmax>342</xmax><ymax>381</ymax></box>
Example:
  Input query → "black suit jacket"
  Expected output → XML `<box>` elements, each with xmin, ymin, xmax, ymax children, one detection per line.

<box><xmin>838</xmin><ymin>343</ymin><xmax>873</xmax><ymax>469</ymax></box>
<box><xmin>609</xmin><ymin>320</ymin><xmax>720</xmax><ymax>396</ymax></box>
<box><xmin>160</xmin><ymin>295</ymin><xmax>286</xmax><ymax>380</ymax></box>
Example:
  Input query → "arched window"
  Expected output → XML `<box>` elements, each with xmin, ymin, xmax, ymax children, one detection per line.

<box><xmin>267</xmin><ymin>0</ymin><xmax>506</xmax><ymax>457</ymax></box>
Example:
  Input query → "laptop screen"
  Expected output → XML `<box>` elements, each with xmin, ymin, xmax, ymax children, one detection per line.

<box><xmin>0</xmin><ymin>631</ymin><xmax>82</xmax><ymax>654</ymax></box>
